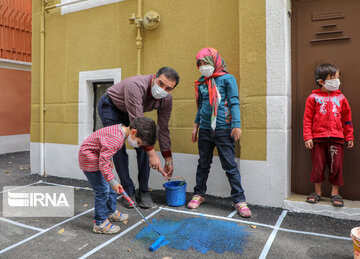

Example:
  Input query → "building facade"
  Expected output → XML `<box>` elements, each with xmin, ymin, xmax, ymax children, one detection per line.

<box><xmin>31</xmin><ymin>0</ymin><xmax>292</xmax><ymax>207</ymax></box>
<box><xmin>0</xmin><ymin>0</ymin><xmax>32</xmax><ymax>154</ymax></box>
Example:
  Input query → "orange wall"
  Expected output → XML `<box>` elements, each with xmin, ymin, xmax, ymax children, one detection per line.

<box><xmin>0</xmin><ymin>0</ymin><xmax>32</xmax><ymax>62</ymax></box>
<box><xmin>0</xmin><ymin>67</ymin><xmax>31</xmax><ymax>136</ymax></box>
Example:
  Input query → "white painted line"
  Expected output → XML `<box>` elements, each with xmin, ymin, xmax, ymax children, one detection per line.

<box><xmin>0</xmin><ymin>180</ymin><xmax>43</xmax><ymax>194</ymax></box>
<box><xmin>79</xmin><ymin>208</ymin><xmax>162</xmax><ymax>259</ymax></box>
<box><xmin>259</xmin><ymin>210</ymin><xmax>288</xmax><ymax>259</ymax></box>
<box><xmin>279</xmin><ymin>227</ymin><xmax>352</xmax><ymax>241</ymax></box>
<box><xmin>0</xmin><ymin>208</ymin><xmax>94</xmax><ymax>255</ymax></box>
<box><xmin>41</xmin><ymin>181</ymin><xmax>93</xmax><ymax>191</ymax></box>
<box><xmin>227</xmin><ymin>210</ymin><xmax>237</xmax><ymax>218</ymax></box>
<box><xmin>160</xmin><ymin>207</ymin><xmax>275</xmax><ymax>229</ymax></box>
<box><xmin>0</xmin><ymin>217</ymin><xmax>45</xmax><ymax>232</ymax></box>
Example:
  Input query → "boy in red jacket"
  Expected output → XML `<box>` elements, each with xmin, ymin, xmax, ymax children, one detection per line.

<box><xmin>303</xmin><ymin>63</ymin><xmax>354</xmax><ymax>207</ymax></box>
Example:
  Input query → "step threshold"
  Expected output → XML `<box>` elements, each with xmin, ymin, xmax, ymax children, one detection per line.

<box><xmin>284</xmin><ymin>194</ymin><xmax>360</xmax><ymax>221</ymax></box>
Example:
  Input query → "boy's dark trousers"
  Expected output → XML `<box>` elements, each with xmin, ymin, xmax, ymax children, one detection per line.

<box><xmin>97</xmin><ymin>93</ymin><xmax>150</xmax><ymax>196</ymax></box>
<box><xmin>194</xmin><ymin>128</ymin><xmax>246</xmax><ymax>203</ymax></box>
<box><xmin>311</xmin><ymin>138</ymin><xmax>344</xmax><ymax>186</ymax></box>
<box><xmin>84</xmin><ymin>171</ymin><xmax>117</xmax><ymax>225</ymax></box>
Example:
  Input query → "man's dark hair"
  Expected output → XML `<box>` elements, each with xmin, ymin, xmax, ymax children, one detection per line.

<box><xmin>129</xmin><ymin>117</ymin><xmax>157</xmax><ymax>146</ymax></box>
<box><xmin>315</xmin><ymin>63</ymin><xmax>338</xmax><ymax>87</ymax></box>
<box><xmin>156</xmin><ymin>67</ymin><xmax>180</xmax><ymax>87</ymax></box>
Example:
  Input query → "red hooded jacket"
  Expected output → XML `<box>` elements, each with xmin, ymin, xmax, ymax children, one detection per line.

<box><xmin>303</xmin><ymin>89</ymin><xmax>354</xmax><ymax>142</ymax></box>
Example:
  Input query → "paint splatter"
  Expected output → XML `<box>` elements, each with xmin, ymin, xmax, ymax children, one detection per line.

<box><xmin>135</xmin><ymin>217</ymin><xmax>249</xmax><ymax>254</ymax></box>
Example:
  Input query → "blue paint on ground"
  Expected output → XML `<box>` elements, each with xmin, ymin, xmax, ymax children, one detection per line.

<box><xmin>135</xmin><ymin>217</ymin><xmax>249</xmax><ymax>254</ymax></box>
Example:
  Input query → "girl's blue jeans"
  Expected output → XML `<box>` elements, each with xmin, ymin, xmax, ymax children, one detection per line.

<box><xmin>194</xmin><ymin>128</ymin><xmax>246</xmax><ymax>203</ymax></box>
<box><xmin>84</xmin><ymin>171</ymin><xmax>117</xmax><ymax>225</ymax></box>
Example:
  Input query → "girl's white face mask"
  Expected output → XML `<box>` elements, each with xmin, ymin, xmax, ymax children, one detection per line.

<box><xmin>127</xmin><ymin>135</ymin><xmax>139</xmax><ymax>148</ymax></box>
<box><xmin>151</xmin><ymin>82</ymin><xmax>168</xmax><ymax>99</ymax></box>
<box><xmin>324</xmin><ymin>78</ymin><xmax>340</xmax><ymax>91</ymax></box>
<box><xmin>199</xmin><ymin>65</ymin><xmax>214</xmax><ymax>78</ymax></box>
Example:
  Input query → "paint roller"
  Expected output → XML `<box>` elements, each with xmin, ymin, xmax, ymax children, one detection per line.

<box><xmin>119</xmin><ymin>188</ymin><xmax>167</xmax><ymax>252</ymax></box>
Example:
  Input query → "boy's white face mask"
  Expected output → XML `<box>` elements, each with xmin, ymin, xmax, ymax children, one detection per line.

<box><xmin>127</xmin><ymin>135</ymin><xmax>139</xmax><ymax>148</ymax></box>
<box><xmin>324</xmin><ymin>78</ymin><xmax>340</xmax><ymax>91</ymax></box>
<box><xmin>199</xmin><ymin>65</ymin><xmax>214</xmax><ymax>78</ymax></box>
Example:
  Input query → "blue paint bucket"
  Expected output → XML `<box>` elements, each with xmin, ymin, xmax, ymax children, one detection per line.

<box><xmin>163</xmin><ymin>177</ymin><xmax>187</xmax><ymax>207</ymax></box>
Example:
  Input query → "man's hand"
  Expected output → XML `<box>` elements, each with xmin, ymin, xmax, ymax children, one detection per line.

<box><xmin>147</xmin><ymin>149</ymin><xmax>164</xmax><ymax>172</ymax></box>
<box><xmin>231</xmin><ymin>128</ymin><xmax>242</xmax><ymax>141</ymax></box>
<box><xmin>192</xmin><ymin>123</ymin><xmax>199</xmax><ymax>143</ymax></box>
<box><xmin>305</xmin><ymin>139</ymin><xmax>313</xmax><ymax>149</ymax></box>
<box><xmin>164</xmin><ymin>157</ymin><xmax>174</xmax><ymax>178</ymax></box>
<box><xmin>112</xmin><ymin>183</ymin><xmax>123</xmax><ymax>194</ymax></box>
<box><xmin>347</xmin><ymin>140</ymin><xmax>354</xmax><ymax>148</ymax></box>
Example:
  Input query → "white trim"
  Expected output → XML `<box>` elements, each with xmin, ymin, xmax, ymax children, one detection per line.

<box><xmin>0</xmin><ymin>58</ymin><xmax>31</xmax><ymax>71</ymax></box>
<box><xmin>78</xmin><ymin>68</ymin><xmax>121</xmax><ymax>145</ymax></box>
<box><xmin>238</xmin><ymin>0</ymin><xmax>292</xmax><ymax>207</ymax></box>
<box><xmin>0</xmin><ymin>134</ymin><xmax>30</xmax><ymax>154</ymax></box>
<box><xmin>42</xmin><ymin>181</ymin><xmax>93</xmax><ymax>191</ymax></box>
<box><xmin>60</xmin><ymin>0</ymin><xmax>126</xmax><ymax>15</ymax></box>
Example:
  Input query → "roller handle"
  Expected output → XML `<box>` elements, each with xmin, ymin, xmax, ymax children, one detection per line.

<box><xmin>158</xmin><ymin>168</ymin><xmax>169</xmax><ymax>181</ymax></box>
<box><xmin>119</xmin><ymin>188</ymin><xmax>134</xmax><ymax>205</ymax></box>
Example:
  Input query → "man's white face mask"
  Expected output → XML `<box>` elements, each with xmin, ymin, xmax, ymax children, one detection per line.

<box><xmin>151</xmin><ymin>82</ymin><xmax>169</xmax><ymax>99</ymax></box>
<box><xmin>324</xmin><ymin>78</ymin><xmax>340</xmax><ymax>91</ymax></box>
<box><xmin>199</xmin><ymin>65</ymin><xmax>214</xmax><ymax>78</ymax></box>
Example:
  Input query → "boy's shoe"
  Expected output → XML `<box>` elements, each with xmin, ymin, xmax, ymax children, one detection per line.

<box><xmin>187</xmin><ymin>195</ymin><xmax>205</xmax><ymax>209</ymax></box>
<box><xmin>121</xmin><ymin>193</ymin><xmax>137</xmax><ymax>208</ymax></box>
<box><xmin>235</xmin><ymin>202</ymin><xmax>252</xmax><ymax>218</ymax></box>
<box><xmin>139</xmin><ymin>191</ymin><xmax>154</xmax><ymax>208</ymax></box>
<box><xmin>108</xmin><ymin>210</ymin><xmax>129</xmax><ymax>222</ymax></box>
<box><xmin>93</xmin><ymin>219</ymin><xmax>120</xmax><ymax>234</ymax></box>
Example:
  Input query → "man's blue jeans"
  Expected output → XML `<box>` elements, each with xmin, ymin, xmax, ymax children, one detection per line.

<box><xmin>97</xmin><ymin>93</ymin><xmax>150</xmax><ymax>196</ymax></box>
<box><xmin>84</xmin><ymin>171</ymin><xmax>117</xmax><ymax>225</ymax></box>
<box><xmin>194</xmin><ymin>128</ymin><xmax>246</xmax><ymax>203</ymax></box>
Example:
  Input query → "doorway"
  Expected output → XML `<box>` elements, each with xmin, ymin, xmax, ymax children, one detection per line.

<box><xmin>291</xmin><ymin>0</ymin><xmax>360</xmax><ymax>199</ymax></box>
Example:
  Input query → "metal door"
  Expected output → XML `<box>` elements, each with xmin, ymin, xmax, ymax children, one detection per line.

<box><xmin>292</xmin><ymin>0</ymin><xmax>360</xmax><ymax>199</ymax></box>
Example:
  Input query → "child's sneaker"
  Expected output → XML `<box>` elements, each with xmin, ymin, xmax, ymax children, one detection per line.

<box><xmin>235</xmin><ymin>202</ymin><xmax>252</xmax><ymax>218</ymax></box>
<box><xmin>108</xmin><ymin>210</ymin><xmax>129</xmax><ymax>222</ymax></box>
<box><xmin>93</xmin><ymin>219</ymin><xmax>120</xmax><ymax>234</ymax></box>
<box><xmin>187</xmin><ymin>195</ymin><xmax>205</xmax><ymax>209</ymax></box>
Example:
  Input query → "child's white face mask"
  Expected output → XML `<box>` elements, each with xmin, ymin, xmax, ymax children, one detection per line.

<box><xmin>127</xmin><ymin>135</ymin><xmax>139</xmax><ymax>148</ymax></box>
<box><xmin>199</xmin><ymin>65</ymin><xmax>214</xmax><ymax>78</ymax></box>
<box><xmin>324</xmin><ymin>78</ymin><xmax>340</xmax><ymax>91</ymax></box>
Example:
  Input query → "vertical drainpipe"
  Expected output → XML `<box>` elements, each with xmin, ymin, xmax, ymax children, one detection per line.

<box><xmin>40</xmin><ymin>0</ymin><xmax>45</xmax><ymax>175</ymax></box>
<box><xmin>136</xmin><ymin>0</ymin><xmax>142</xmax><ymax>75</ymax></box>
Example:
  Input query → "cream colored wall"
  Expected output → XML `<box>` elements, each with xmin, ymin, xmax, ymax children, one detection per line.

<box><xmin>31</xmin><ymin>0</ymin><xmax>266</xmax><ymax>160</ymax></box>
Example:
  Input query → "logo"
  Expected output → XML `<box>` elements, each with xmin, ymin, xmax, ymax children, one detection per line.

<box><xmin>8</xmin><ymin>192</ymin><xmax>69</xmax><ymax>207</ymax></box>
<box><xmin>3</xmin><ymin>186</ymin><xmax>74</xmax><ymax>217</ymax></box>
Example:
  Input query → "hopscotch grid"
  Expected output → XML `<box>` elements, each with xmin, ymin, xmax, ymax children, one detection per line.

<box><xmin>0</xmin><ymin>217</ymin><xmax>45</xmax><ymax>232</ymax></box>
<box><xmin>39</xmin><ymin>181</ymin><xmax>93</xmax><ymax>191</ymax></box>
<box><xmin>79</xmin><ymin>208</ymin><xmax>162</xmax><ymax>259</ymax></box>
<box><xmin>0</xmin><ymin>208</ymin><xmax>95</xmax><ymax>255</ymax></box>
<box><xmin>0</xmin><ymin>180</ymin><xmax>43</xmax><ymax>194</ymax></box>
<box><xmin>259</xmin><ymin>210</ymin><xmax>288</xmax><ymax>259</ymax></box>
<box><xmin>0</xmin><ymin>182</ymin><xmax>354</xmax><ymax>257</ymax></box>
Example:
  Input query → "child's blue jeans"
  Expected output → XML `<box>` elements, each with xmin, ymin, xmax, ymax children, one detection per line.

<box><xmin>194</xmin><ymin>128</ymin><xmax>246</xmax><ymax>203</ymax></box>
<box><xmin>84</xmin><ymin>171</ymin><xmax>117</xmax><ymax>225</ymax></box>
<box><xmin>97</xmin><ymin>93</ymin><xmax>150</xmax><ymax>197</ymax></box>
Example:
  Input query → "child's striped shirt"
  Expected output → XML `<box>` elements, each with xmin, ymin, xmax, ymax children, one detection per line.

<box><xmin>78</xmin><ymin>124</ymin><xmax>125</xmax><ymax>183</ymax></box>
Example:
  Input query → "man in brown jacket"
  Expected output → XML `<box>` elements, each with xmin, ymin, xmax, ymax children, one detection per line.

<box><xmin>98</xmin><ymin>67</ymin><xmax>180</xmax><ymax>208</ymax></box>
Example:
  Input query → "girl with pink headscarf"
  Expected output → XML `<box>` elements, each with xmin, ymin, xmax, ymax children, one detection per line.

<box><xmin>188</xmin><ymin>47</ymin><xmax>251</xmax><ymax>218</ymax></box>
